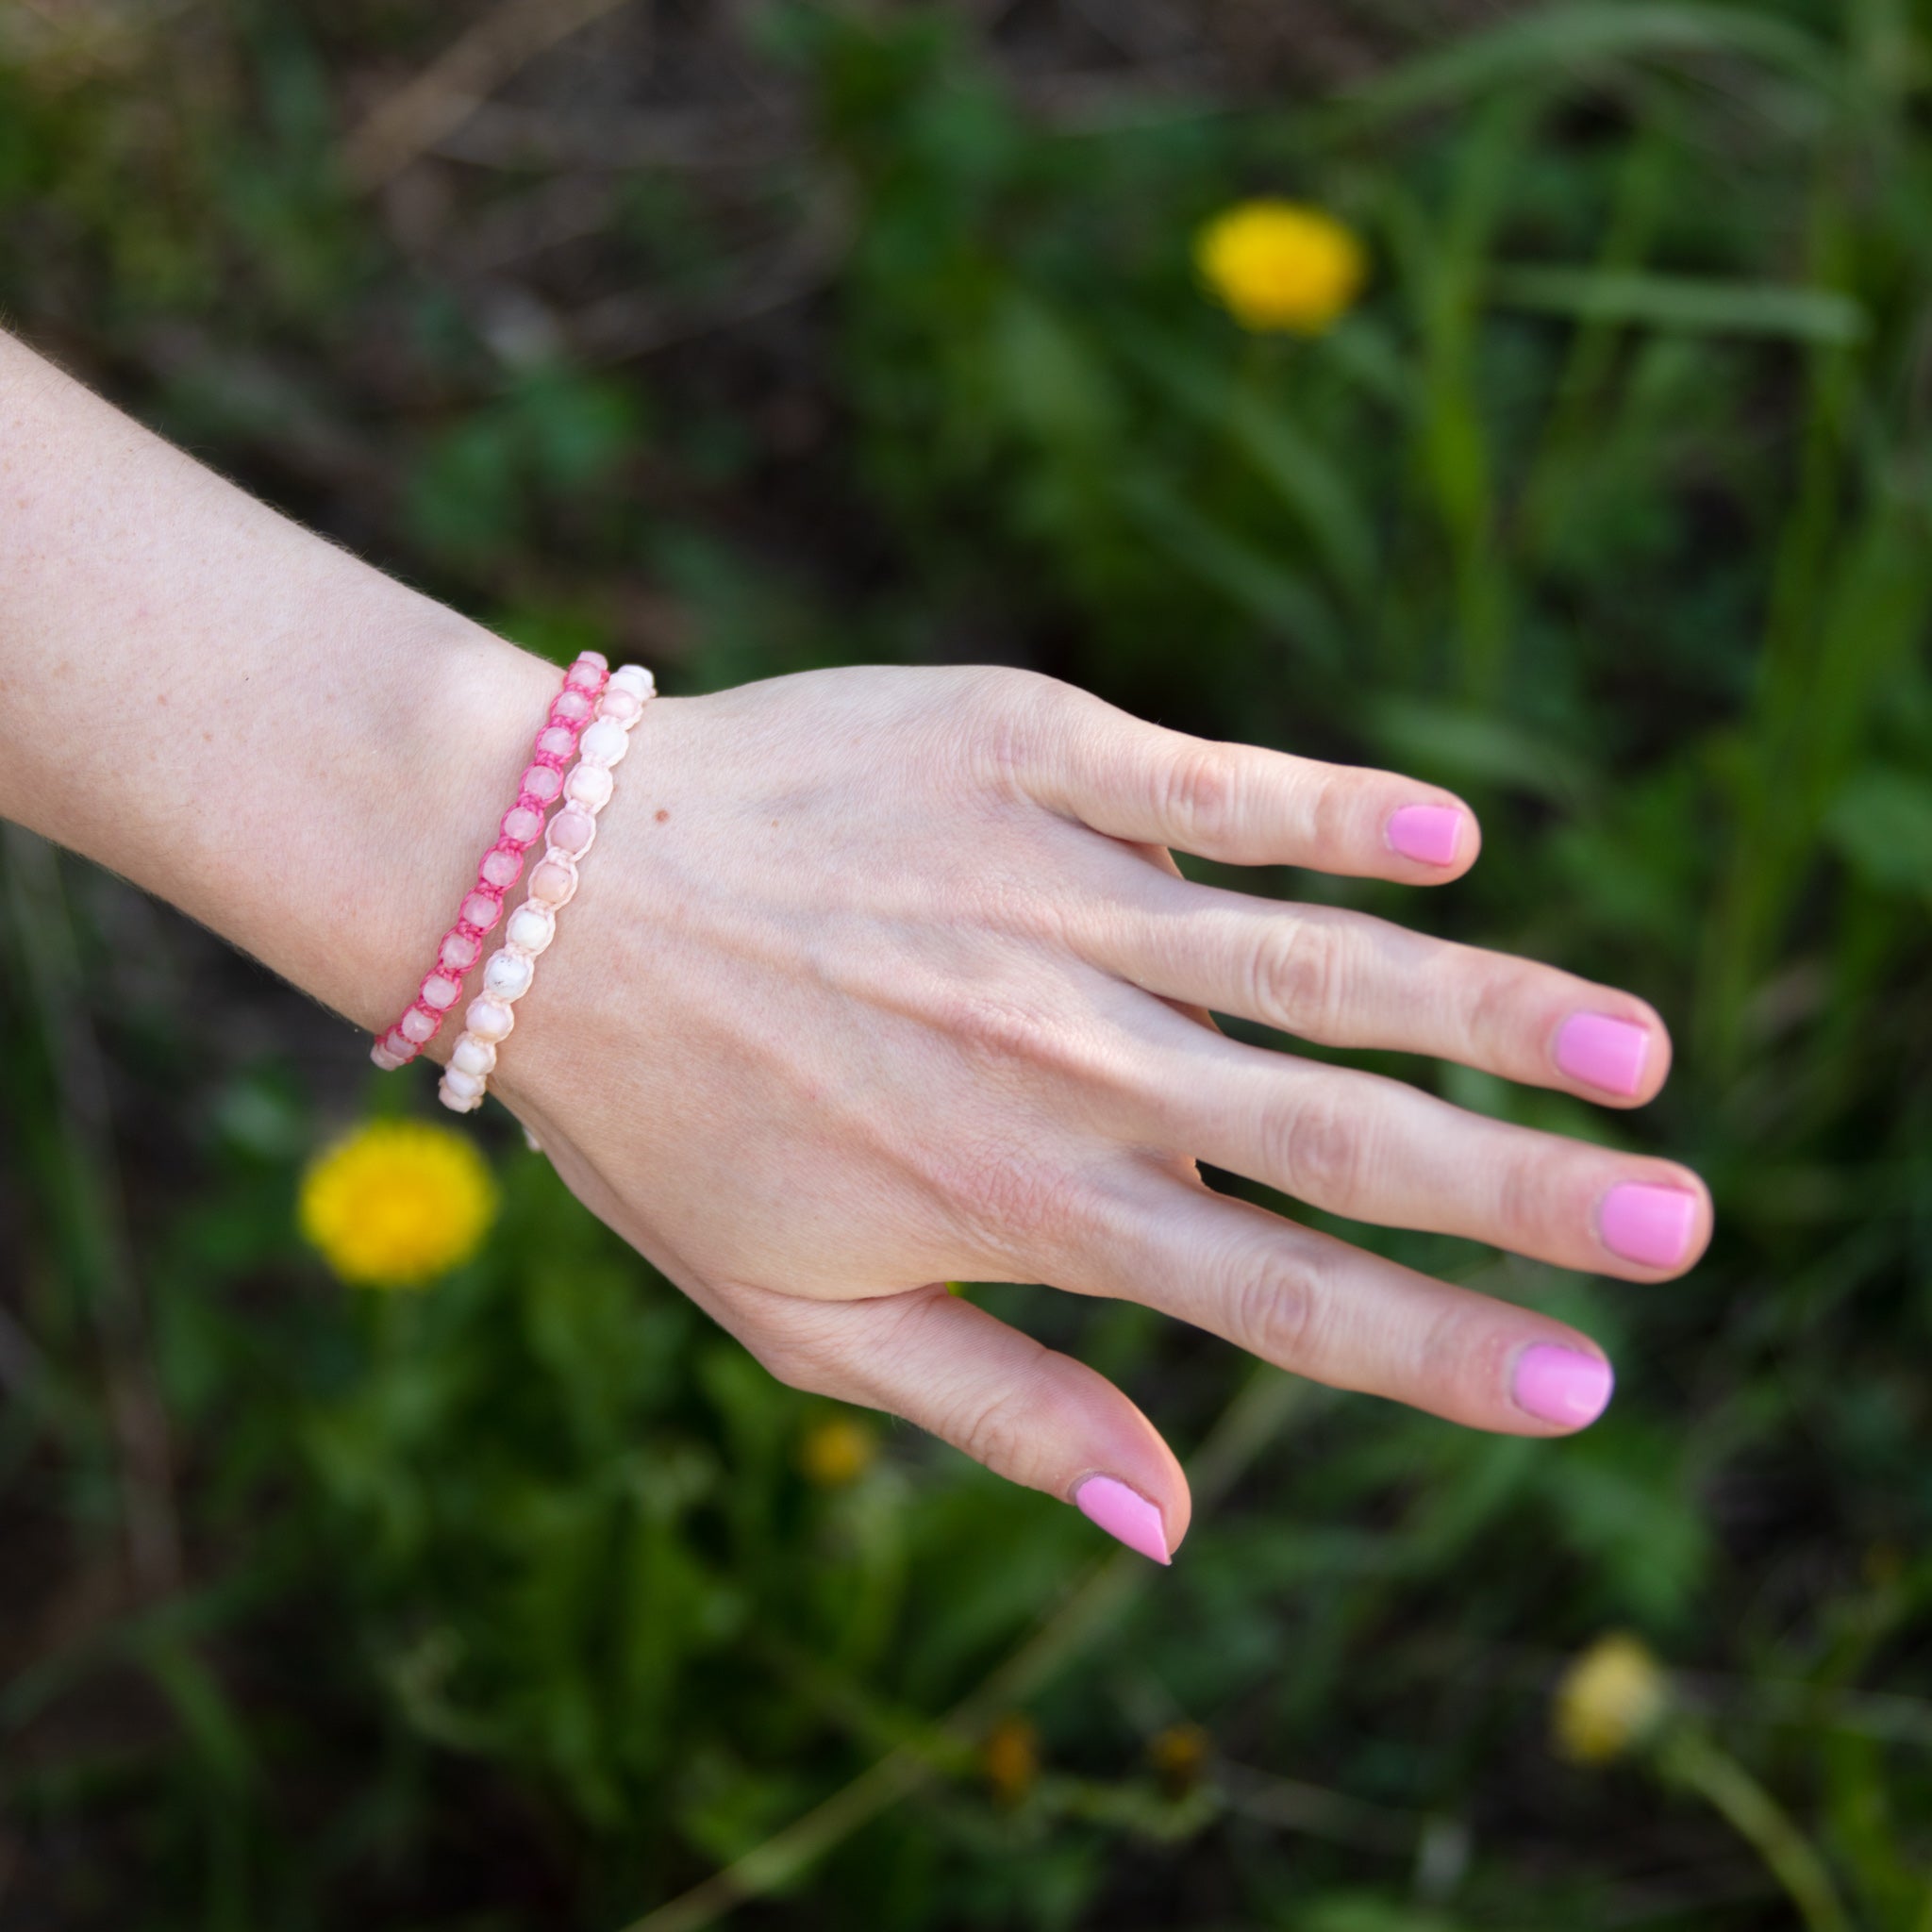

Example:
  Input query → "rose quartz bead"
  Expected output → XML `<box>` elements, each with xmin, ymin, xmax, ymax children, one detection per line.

<box><xmin>565</xmin><ymin>659</ymin><xmax>604</xmax><ymax>691</ymax></box>
<box><xmin>552</xmin><ymin>689</ymin><xmax>592</xmax><ymax>723</ymax></box>
<box><xmin>437</xmin><ymin>930</ymin><xmax>481</xmax><ymax>973</ymax></box>
<box><xmin>565</xmin><ymin>763</ymin><xmax>614</xmax><ymax>810</ymax></box>
<box><xmin>578</xmin><ymin>718</ymin><xmax>628</xmax><ymax>766</ymax></box>
<box><xmin>521</xmin><ymin>764</ymin><xmax>563</xmax><ymax>804</ymax></box>
<box><xmin>549</xmin><ymin>809</ymin><xmax>597</xmax><ymax>857</ymax></box>
<box><xmin>528</xmin><ymin>858</ymin><xmax>577</xmax><ymax>906</ymax></box>
<box><xmin>383</xmin><ymin>1027</ymin><xmax>417</xmax><ymax>1058</ymax></box>
<box><xmin>419</xmin><ymin>973</ymin><xmax>461</xmax><ymax>1010</ymax></box>
<box><xmin>459</xmin><ymin>890</ymin><xmax>503</xmax><ymax>932</ymax></box>
<box><xmin>441</xmin><ymin>1066</ymin><xmax>486</xmax><ymax>1104</ymax></box>
<box><xmin>576</xmin><ymin>649</ymin><xmax>609</xmax><ymax>671</ymax></box>
<box><xmin>450</xmin><ymin>1035</ymin><xmax>497</xmax><ymax>1077</ymax></box>
<box><xmin>599</xmin><ymin>686</ymin><xmax>642</xmax><ymax>724</ymax></box>
<box><xmin>399</xmin><ymin>1007</ymin><xmax>438</xmax><ymax>1044</ymax></box>
<box><xmin>536</xmin><ymin>724</ymin><xmax>575</xmax><ymax>760</ymax></box>
<box><xmin>506</xmin><ymin>904</ymin><xmax>556</xmax><ymax>955</ymax></box>
<box><xmin>370</xmin><ymin>1042</ymin><xmax>406</xmax><ymax>1071</ymax></box>
<box><xmin>479</xmin><ymin>844</ymin><xmax>524</xmax><ymax>891</ymax></box>
<box><xmin>502</xmin><ymin>802</ymin><xmax>544</xmax><ymax>846</ymax></box>
<box><xmin>465</xmin><ymin>997</ymin><xmax>514</xmax><ymax>1042</ymax></box>
<box><xmin>484</xmin><ymin>951</ymin><xmax>536</xmax><ymax>1002</ymax></box>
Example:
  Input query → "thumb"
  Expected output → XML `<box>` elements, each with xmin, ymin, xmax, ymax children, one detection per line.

<box><xmin>744</xmin><ymin>1282</ymin><xmax>1191</xmax><ymax>1564</ymax></box>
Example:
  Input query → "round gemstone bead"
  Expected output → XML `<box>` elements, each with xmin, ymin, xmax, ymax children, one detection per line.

<box><xmin>451</xmin><ymin>1035</ymin><xmax>497</xmax><ymax>1077</ymax></box>
<box><xmin>552</xmin><ymin>689</ymin><xmax>592</xmax><ymax>723</ymax></box>
<box><xmin>528</xmin><ymin>858</ymin><xmax>577</xmax><ymax>906</ymax></box>
<box><xmin>370</xmin><ymin>1042</ymin><xmax>406</xmax><ymax>1071</ymax></box>
<box><xmin>419</xmin><ymin>972</ymin><xmax>461</xmax><ymax>1010</ymax></box>
<box><xmin>565</xmin><ymin>763</ymin><xmax>614</xmax><ymax>810</ymax></box>
<box><xmin>441</xmin><ymin>1066</ymin><xmax>486</xmax><ymax>1104</ymax></box>
<box><xmin>484</xmin><ymin>951</ymin><xmax>536</xmax><ymax>1001</ymax></box>
<box><xmin>549</xmin><ymin>809</ymin><xmax>597</xmax><ymax>857</ymax></box>
<box><xmin>565</xmin><ymin>658</ymin><xmax>605</xmax><ymax>691</ymax></box>
<box><xmin>522</xmin><ymin>763</ymin><xmax>563</xmax><ymax>804</ymax></box>
<box><xmin>465</xmin><ymin>997</ymin><xmax>514</xmax><ymax>1042</ymax></box>
<box><xmin>383</xmin><ymin>1027</ymin><xmax>418</xmax><ymax>1059</ymax></box>
<box><xmin>399</xmin><ymin>1007</ymin><xmax>438</xmax><ymax>1044</ymax></box>
<box><xmin>479</xmin><ymin>843</ymin><xmax>525</xmax><ymax>891</ymax></box>
<box><xmin>437</xmin><ymin>930</ymin><xmax>481</xmax><ymax>974</ymax></box>
<box><xmin>608</xmin><ymin>664</ymin><xmax>654</xmax><ymax>700</ymax></box>
<box><xmin>598</xmin><ymin>687</ymin><xmax>642</xmax><ymax>724</ymax></box>
<box><xmin>576</xmin><ymin>649</ymin><xmax>609</xmax><ymax>672</ymax></box>
<box><xmin>459</xmin><ymin>893</ymin><xmax>503</xmax><ymax>937</ymax></box>
<box><xmin>502</xmin><ymin>802</ymin><xmax>544</xmax><ymax>846</ymax></box>
<box><xmin>536</xmin><ymin>724</ymin><xmax>576</xmax><ymax>760</ymax></box>
<box><xmin>578</xmin><ymin>718</ymin><xmax>628</xmax><ymax>766</ymax></box>
<box><xmin>507</xmin><ymin>904</ymin><xmax>556</xmax><ymax>955</ymax></box>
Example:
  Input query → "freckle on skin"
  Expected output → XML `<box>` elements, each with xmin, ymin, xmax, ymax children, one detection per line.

<box><xmin>655</xmin><ymin>808</ymin><xmax>669</xmax><ymax>823</ymax></box>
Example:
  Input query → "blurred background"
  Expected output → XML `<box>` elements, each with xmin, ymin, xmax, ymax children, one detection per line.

<box><xmin>5</xmin><ymin>0</ymin><xmax>1932</xmax><ymax>1926</ymax></box>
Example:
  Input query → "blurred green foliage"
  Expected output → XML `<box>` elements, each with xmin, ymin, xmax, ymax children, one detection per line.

<box><xmin>6</xmin><ymin>1</ymin><xmax>1932</xmax><ymax>1927</ymax></box>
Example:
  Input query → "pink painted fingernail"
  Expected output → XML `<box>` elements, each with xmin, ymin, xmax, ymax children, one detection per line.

<box><xmin>1555</xmin><ymin>1012</ymin><xmax>1650</xmax><ymax>1097</ymax></box>
<box><xmin>1074</xmin><ymin>1475</ymin><xmax>1172</xmax><ymax>1565</ymax></box>
<box><xmin>1386</xmin><ymin>805</ymin><xmax>1464</xmax><ymax>867</ymax></box>
<box><xmin>1512</xmin><ymin>1343</ymin><xmax>1614</xmax><ymax>1428</ymax></box>
<box><xmin>1599</xmin><ymin>1184</ymin><xmax>1698</xmax><ymax>1269</ymax></box>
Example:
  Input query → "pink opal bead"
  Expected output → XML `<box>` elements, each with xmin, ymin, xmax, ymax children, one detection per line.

<box><xmin>578</xmin><ymin>718</ymin><xmax>628</xmax><ymax>766</ymax></box>
<box><xmin>437</xmin><ymin>930</ymin><xmax>481</xmax><ymax>973</ymax></box>
<box><xmin>484</xmin><ymin>951</ymin><xmax>535</xmax><ymax>1001</ymax></box>
<box><xmin>459</xmin><ymin>890</ymin><xmax>503</xmax><ymax>932</ymax></box>
<box><xmin>565</xmin><ymin>763</ymin><xmax>614</xmax><ymax>811</ymax></box>
<box><xmin>465</xmin><ymin>997</ymin><xmax>514</xmax><ymax>1042</ymax></box>
<box><xmin>507</xmin><ymin>904</ymin><xmax>556</xmax><ymax>954</ymax></box>
<box><xmin>479</xmin><ymin>844</ymin><xmax>524</xmax><ymax>891</ymax></box>
<box><xmin>450</xmin><ymin>1035</ymin><xmax>497</xmax><ymax>1077</ymax></box>
<box><xmin>528</xmin><ymin>858</ymin><xmax>577</xmax><ymax>906</ymax></box>
<box><xmin>549</xmin><ymin>809</ymin><xmax>597</xmax><ymax>858</ymax></box>
<box><xmin>399</xmin><ymin>1007</ymin><xmax>438</xmax><ymax>1044</ymax></box>
<box><xmin>502</xmin><ymin>803</ymin><xmax>544</xmax><ymax>846</ymax></box>
<box><xmin>522</xmin><ymin>764</ymin><xmax>563</xmax><ymax>804</ymax></box>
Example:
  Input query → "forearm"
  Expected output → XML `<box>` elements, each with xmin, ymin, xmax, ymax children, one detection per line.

<box><xmin>0</xmin><ymin>329</ymin><xmax>556</xmax><ymax>1038</ymax></box>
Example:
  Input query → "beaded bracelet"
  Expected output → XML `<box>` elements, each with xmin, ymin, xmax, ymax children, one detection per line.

<box><xmin>371</xmin><ymin>651</ymin><xmax>609</xmax><ymax>1071</ymax></box>
<box><xmin>438</xmin><ymin>661</ymin><xmax>656</xmax><ymax>1113</ymax></box>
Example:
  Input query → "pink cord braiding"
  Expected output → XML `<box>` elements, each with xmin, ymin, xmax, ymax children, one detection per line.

<box><xmin>371</xmin><ymin>651</ymin><xmax>609</xmax><ymax>1071</ymax></box>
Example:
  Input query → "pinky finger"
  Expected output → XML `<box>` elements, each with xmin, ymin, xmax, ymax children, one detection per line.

<box><xmin>734</xmin><ymin>1281</ymin><xmax>1190</xmax><ymax>1564</ymax></box>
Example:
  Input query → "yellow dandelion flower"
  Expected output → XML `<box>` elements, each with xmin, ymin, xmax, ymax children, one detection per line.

<box><xmin>298</xmin><ymin>1118</ymin><xmax>497</xmax><ymax>1289</ymax></box>
<box><xmin>980</xmin><ymin>1713</ymin><xmax>1040</xmax><ymax>1807</ymax></box>
<box><xmin>800</xmin><ymin>1416</ymin><xmax>876</xmax><ymax>1488</ymax></box>
<box><xmin>1194</xmin><ymin>198</ymin><xmax>1367</xmax><ymax>335</ymax></box>
<box><xmin>1553</xmin><ymin>1633</ymin><xmax>1671</xmax><ymax>1765</ymax></box>
<box><xmin>1147</xmin><ymin>1721</ymin><xmax>1211</xmax><ymax>1797</ymax></box>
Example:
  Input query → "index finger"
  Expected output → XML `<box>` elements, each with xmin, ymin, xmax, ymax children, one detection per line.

<box><xmin>1019</xmin><ymin>686</ymin><xmax>1479</xmax><ymax>882</ymax></box>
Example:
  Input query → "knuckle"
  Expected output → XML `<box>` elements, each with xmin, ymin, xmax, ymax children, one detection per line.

<box><xmin>1305</xmin><ymin>769</ymin><xmax>1357</xmax><ymax>856</ymax></box>
<box><xmin>963</xmin><ymin>669</ymin><xmax>1086</xmax><ymax>793</ymax></box>
<box><xmin>1462</xmin><ymin>954</ymin><xmax>1540</xmax><ymax>1066</ymax></box>
<box><xmin>931</xmin><ymin>1141</ymin><xmax>1097</xmax><ymax>1259</ymax></box>
<box><xmin>1250</xmin><ymin>919</ymin><xmax>1349</xmax><ymax>1040</ymax></box>
<box><xmin>1158</xmin><ymin>742</ymin><xmax>1238</xmax><ymax>846</ymax></box>
<box><xmin>1228</xmin><ymin>1250</ymin><xmax>1321</xmax><ymax>1370</ymax></box>
<box><xmin>1264</xmin><ymin>1090</ymin><xmax>1370</xmax><ymax>1210</ymax></box>
<box><xmin>1494</xmin><ymin>1143</ymin><xmax>1571</xmax><ymax>1256</ymax></box>
<box><xmin>948</xmin><ymin>1376</ymin><xmax>1044</xmax><ymax>1478</ymax></box>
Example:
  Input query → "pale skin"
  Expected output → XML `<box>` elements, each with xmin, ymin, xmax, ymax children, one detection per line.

<box><xmin>0</xmin><ymin>330</ymin><xmax>1711</xmax><ymax>1561</ymax></box>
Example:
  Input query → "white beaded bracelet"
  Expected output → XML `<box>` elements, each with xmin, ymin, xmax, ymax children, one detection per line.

<box><xmin>437</xmin><ymin>662</ymin><xmax>655</xmax><ymax>1113</ymax></box>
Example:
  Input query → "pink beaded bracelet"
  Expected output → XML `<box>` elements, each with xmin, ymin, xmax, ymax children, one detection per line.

<box><xmin>438</xmin><ymin>661</ymin><xmax>656</xmax><ymax>1113</ymax></box>
<box><xmin>371</xmin><ymin>650</ymin><xmax>609</xmax><ymax>1072</ymax></box>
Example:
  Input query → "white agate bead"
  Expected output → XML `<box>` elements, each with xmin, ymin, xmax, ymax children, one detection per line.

<box><xmin>565</xmin><ymin>762</ymin><xmax>614</xmax><ymax>810</ymax></box>
<box><xmin>484</xmin><ymin>951</ymin><xmax>535</xmax><ymax>1001</ymax></box>
<box><xmin>451</xmin><ymin>1035</ymin><xmax>497</xmax><ymax>1077</ymax></box>
<box><xmin>441</xmin><ymin>1066</ymin><xmax>486</xmax><ymax>1103</ymax></box>
<box><xmin>578</xmin><ymin>717</ymin><xmax>629</xmax><ymax>767</ymax></box>
<box><xmin>507</xmin><ymin>905</ymin><xmax>556</xmax><ymax>955</ymax></box>
<box><xmin>608</xmin><ymin>663</ymin><xmax>654</xmax><ymax>700</ymax></box>
<box><xmin>465</xmin><ymin>997</ymin><xmax>514</xmax><ymax>1041</ymax></box>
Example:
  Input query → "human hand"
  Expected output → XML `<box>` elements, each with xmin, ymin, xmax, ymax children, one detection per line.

<box><xmin>488</xmin><ymin>665</ymin><xmax>1709</xmax><ymax>1563</ymax></box>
